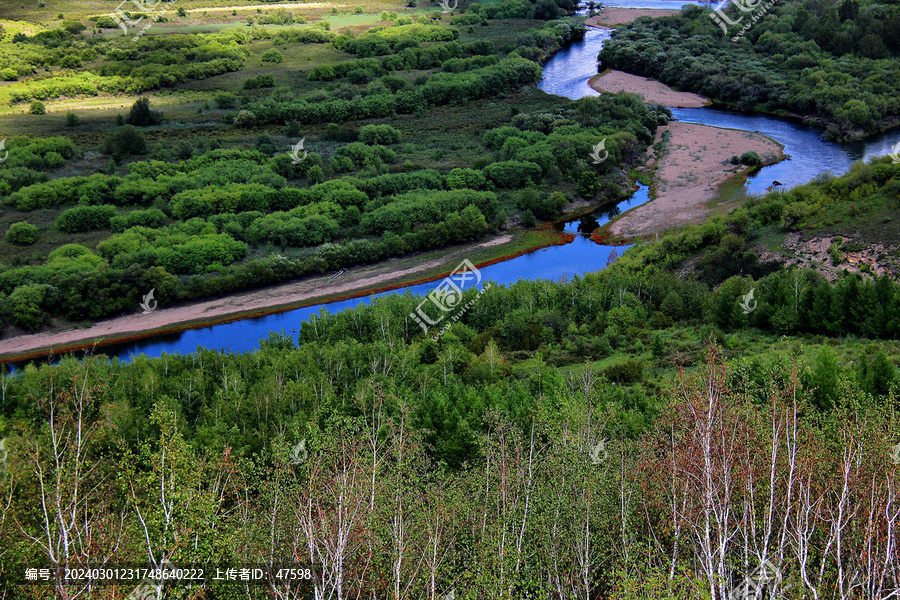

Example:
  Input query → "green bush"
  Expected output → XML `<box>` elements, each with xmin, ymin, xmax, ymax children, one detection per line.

<box><xmin>56</xmin><ymin>204</ymin><xmax>117</xmax><ymax>233</ymax></box>
<box><xmin>329</xmin><ymin>143</ymin><xmax>396</xmax><ymax>172</ymax></box>
<box><xmin>29</xmin><ymin>101</ymin><xmax>46</xmax><ymax>115</ymax></box>
<box><xmin>361</xmin><ymin>188</ymin><xmax>495</xmax><ymax>234</ymax></box>
<box><xmin>126</xmin><ymin>97</ymin><xmax>162</xmax><ymax>126</ymax></box>
<box><xmin>101</xmin><ymin>125</ymin><xmax>147</xmax><ymax>157</ymax></box>
<box><xmin>260</xmin><ymin>49</ymin><xmax>284</xmax><ymax>64</ymax></box>
<box><xmin>602</xmin><ymin>358</ymin><xmax>645</xmax><ymax>383</ymax></box>
<box><xmin>740</xmin><ymin>151</ymin><xmax>762</xmax><ymax>167</ymax></box>
<box><xmin>5</xmin><ymin>221</ymin><xmax>39</xmax><ymax>245</ymax></box>
<box><xmin>64</xmin><ymin>112</ymin><xmax>80</xmax><ymax>127</ymax></box>
<box><xmin>446</xmin><ymin>168</ymin><xmax>487</xmax><ymax>190</ymax></box>
<box><xmin>61</xmin><ymin>19</ymin><xmax>86</xmax><ymax>34</ymax></box>
<box><xmin>5</xmin><ymin>283</ymin><xmax>57</xmax><ymax>331</ymax></box>
<box><xmin>95</xmin><ymin>15</ymin><xmax>117</xmax><ymax>28</ymax></box>
<box><xmin>482</xmin><ymin>160</ymin><xmax>542</xmax><ymax>188</ymax></box>
<box><xmin>244</xmin><ymin>74</ymin><xmax>275</xmax><ymax>89</ymax></box>
<box><xmin>358</xmin><ymin>124</ymin><xmax>402</xmax><ymax>145</ymax></box>
<box><xmin>214</xmin><ymin>93</ymin><xmax>237</xmax><ymax>109</ymax></box>
<box><xmin>233</xmin><ymin>110</ymin><xmax>257</xmax><ymax>128</ymax></box>
<box><xmin>110</xmin><ymin>208</ymin><xmax>167</xmax><ymax>232</ymax></box>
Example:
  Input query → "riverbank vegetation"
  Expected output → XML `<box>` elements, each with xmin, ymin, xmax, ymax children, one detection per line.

<box><xmin>615</xmin><ymin>156</ymin><xmax>900</xmax><ymax>288</ymax></box>
<box><xmin>599</xmin><ymin>1</ymin><xmax>900</xmax><ymax>141</ymax></box>
<box><xmin>0</xmin><ymin>4</ymin><xmax>670</xmax><ymax>336</ymax></box>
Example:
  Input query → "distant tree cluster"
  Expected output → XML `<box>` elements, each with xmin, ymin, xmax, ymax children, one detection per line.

<box><xmin>600</xmin><ymin>2</ymin><xmax>900</xmax><ymax>139</ymax></box>
<box><xmin>5</xmin><ymin>30</ymin><xmax>249</xmax><ymax>104</ymax></box>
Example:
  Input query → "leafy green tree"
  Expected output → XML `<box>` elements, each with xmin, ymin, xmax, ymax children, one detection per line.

<box><xmin>126</xmin><ymin>97</ymin><xmax>162</xmax><ymax>126</ymax></box>
<box><xmin>101</xmin><ymin>125</ymin><xmax>147</xmax><ymax>157</ymax></box>
<box><xmin>578</xmin><ymin>171</ymin><xmax>600</xmax><ymax>197</ymax></box>
<box><xmin>5</xmin><ymin>283</ymin><xmax>57</xmax><ymax>331</ymax></box>
<box><xmin>808</xmin><ymin>347</ymin><xmax>840</xmax><ymax>410</ymax></box>
<box><xmin>859</xmin><ymin>351</ymin><xmax>896</xmax><ymax>396</ymax></box>
<box><xmin>29</xmin><ymin>101</ymin><xmax>46</xmax><ymax>115</ymax></box>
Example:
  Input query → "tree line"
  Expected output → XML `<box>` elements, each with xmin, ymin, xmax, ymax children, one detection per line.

<box><xmin>0</xmin><ymin>322</ymin><xmax>896</xmax><ymax>599</ymax></box>
<box><xmin>599</xmin><ymin>2</ymin><xmax>900</xmax><ymax>140</ymax></box>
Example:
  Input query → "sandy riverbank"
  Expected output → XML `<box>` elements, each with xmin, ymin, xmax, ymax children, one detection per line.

<box><xmin>606</xmin><ymin>121</ymin><xmax>785</xmax><ymax>239</ymax></box>
<box><xmin>589</xmin><ymin>70</ymin><xmax>710</xmax><ymax>108</ymax></box>
<box><xmin>585</xmin><ymin>7</ymin><xmax>681</xmax><ymax>27</ymax></box>
<box><xmin>0</xmin><ymin>234</ymin><xmax>522</xmax><ymax>362</ymax></box>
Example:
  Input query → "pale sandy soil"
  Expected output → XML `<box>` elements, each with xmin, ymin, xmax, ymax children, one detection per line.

<box><xmin>185</xmin><ymin>3</ymin><xmax>336</xmax><ymax>12</ymax></box>
<box><xmin>0</xmin><ymin>235</ymin><xmax>514</xmax><ymax>360</ymax></box>
<box><xmin>585</xmin><ymin>7</ymin><xmax>680</xmax><ymax>28</ymax></box>
<box><xmin>758</xmin><ymin>234</ymin><xmax>899</xmax><ymax>280</ymax></box>
<box><xmin>608</xmin><ymin>122</ymin><xmax>784</xmax><ymax>239</ymax></box>
<box><xmin>589</xmin><ymin>70</ymin><xmax>710</xmax><ymax>108</ymax></box>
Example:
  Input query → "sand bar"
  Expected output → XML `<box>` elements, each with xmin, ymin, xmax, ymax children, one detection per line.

<box><xmin>607</xmin><ymin>121</ymin><xmax>784</xmax><ymax>239</ymax></box>
<box><xmin>585</xmin><ymin>7</ymin><xmax>681</xmax><ymax>28</ymax></box>
<box><xmin>589</xmin><ymin>70</ymin><xmax>710</xmax><ymax>108</ymax></box>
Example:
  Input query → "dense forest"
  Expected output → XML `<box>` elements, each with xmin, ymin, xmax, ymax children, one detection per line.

<box><xmin>1</xmin><ymin>231</ymin><xmax>898</xmax><ymax>598</ymax></box>
<box><xmin>598</xmin><ymin>0</ymin><xmax>900</xmax><ymax>140</ymax></box>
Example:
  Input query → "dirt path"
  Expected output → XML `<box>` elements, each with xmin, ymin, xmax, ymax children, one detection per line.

<box><xmin>607</xmin><ymin>122</ymin><xmax>784</xmax><ymax>239</ymax></box>
<box><xmin>0</xmin><ymin>235</ymin><xmax>514</xmax><ymax>361</ymax></box>
<box><xmin>589</xmin><ymin>70</ymin><xmax>710</xmax><ymax>108</ymax></box>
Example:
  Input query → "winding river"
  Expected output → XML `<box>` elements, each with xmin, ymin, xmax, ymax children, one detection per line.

<box><xmin>14</xmin><ymin>2</ymin><xmax>900</xmax><ymax>364</ymax></box>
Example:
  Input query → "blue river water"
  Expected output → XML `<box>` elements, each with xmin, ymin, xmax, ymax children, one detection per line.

<box><xmin>10</xmin><ymin>1</ymin><xmax>900</xmax><ymax>365</ymax></box>
<box><xmin>81</xmin><ymin>187</ymin><xmax>651</xmax><ymax>362</ymax></box>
